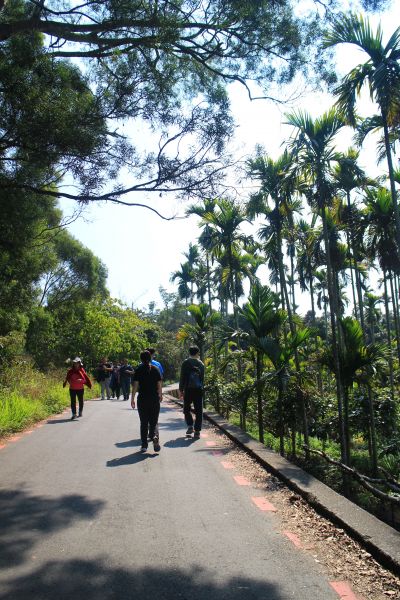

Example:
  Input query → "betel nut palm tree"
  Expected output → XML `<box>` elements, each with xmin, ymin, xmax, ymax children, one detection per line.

<box><xmin>324</xmin><ymin>13</ymin><xmax>400</xmax><ymax>258</ymax></box>
<box><xmin>285</xmin><ymin>107</ymin><xmax>350</xmax><ymax>464</ymax></box>
<box><xmin>246</xmin><ymin>151</ymin><xmax>311</xmax><ymax>450</ymax></box>
<box><xmin>170</xmin><ymin>262</ymin><xmax>192</xmax><ymax>306</ymax></box>
<box><xmin>239</xmin><ymin>281</ymin><xmax>286</xmax><ymax>443</ymax></box>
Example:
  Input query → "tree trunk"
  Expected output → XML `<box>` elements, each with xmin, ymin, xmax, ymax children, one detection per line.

<box><xmin>276</xmin><ymin>206</ymin><xmax>309</xmax><ymax>456</ymax></box>
<box><xmin>278</xmin><ymin>385</ymin><xmax>284</xmax><ymax>456</ymax></box>
<box><xmin>256</xmin><ymin>350</ymin><xmax>264</xmax><ymax>443</ymax></box>
<box><xmin>321</xmin><ymin>207</ymin><xmax>348</xmax><ymax>466</ymax></box>
<box><xmin>383</xmin><ymin>117</ymin><xmax>400</xmax><ymax>262</ymax></box>
<box><xmin>367</xmin><ymin>384</ymin><xmax>378</xmax><ymax>475</ymax></box>
<box><xmin>383</xmin><ymin>271</ymin><xmax>395</xmax><ymax>401</ymax></box>
<box><xmin>389</xmin><ymin>269</ymin><xmax>400</xmax><ymax>364</ymax></box>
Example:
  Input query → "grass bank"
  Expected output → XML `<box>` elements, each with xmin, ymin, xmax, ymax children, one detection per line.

<box><xmin>0</xmin><ymin>362</ymin><xmax>96</xmax><ymax>438</ymax></box>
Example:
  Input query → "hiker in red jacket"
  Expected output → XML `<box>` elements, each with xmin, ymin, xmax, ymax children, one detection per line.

<box><xmin>63</xmin><ymin>357</ymin><xmax>92</xmax><ymax>420</ymax></box>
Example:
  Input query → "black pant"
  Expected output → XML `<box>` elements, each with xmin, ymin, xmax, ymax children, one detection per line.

<box><xmin>70</xmin><ymin>389</ymin><xmax>84</xmax><ymax>415</ymax></box>
<box><xmin>137</xmin><ymin>397</ymin><xmax>160</xmax><ymax>446</ymax></box>
<box><xmin>110</xmin><ymin>383</ymin><xmax>120</xmax><ymax>398</ymax></box>
<box><xmin>183</xmin><ymin>389</ymin><xmax>203</xmax><ymax>431</ymax></box>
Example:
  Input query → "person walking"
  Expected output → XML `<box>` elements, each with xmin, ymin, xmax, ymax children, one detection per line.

<box><xmin>95</xmin><ymin>357</ymin><xmax>113</xmax><ymax>400</ymax></box>
<box><xmin>63</xmin><ymin>357</ymin><xmax>92</xmax><ymax>420</ymax></box>
<box><xmin>119</xmin><ymin>358</ymin><xmax>135</xmax><ymax>400</ymax></box>
<box><xmin>147</xmin><ymin>347</ymin><xmax>164</xmax><ymax>379</ymax></box>
<box><xmin>131</xmin><ymin>350</ymin><xmax>162</xmax><ymax>452</ymax></box>
<box><xmin>179</xmin><ymin>345</ymin><xmax>205</xmax><ymax>438</ymax></box>
<box><xmin>146</xmin><ymin>348</ymin><xmax>163</xmax><ymax>440</ymax></box>
<box><xmin>110</xmin><ymin>363</ymin><xmax>121</xmax><ymax>399</ymax></box>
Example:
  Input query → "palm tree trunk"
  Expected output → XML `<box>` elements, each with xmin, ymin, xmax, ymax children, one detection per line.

<box><xmin>383</xmin><ymin>118</ymin><xmax>400</xmax><ymax>261</ymax></box>
<box><xmin>276</xmin><ymin>212</ymin><xmax>309</xmax><ymax>456</ymax></box>
<box><xmin>355</xmin><ymin>267</ymin><xmax>366</xmax><ymax>332</ymax></box>
<box><xmin>278</xmin><ymin>384</ymin><xmax>284</xmax><ymax>456</ymax></box>
<box><xmin>256</xmin><ymin>350</ymin><xmax>264</xmax><ymax>443</ymax></box>
<box><xmin>389</xmin><ymin>269</ymin><xmax>400</xmax><ymax>364</ymax></box>
<box><xmin>310</xmin><ymin>276</ymin><xmax>316</xmax><ymax>323</ymax></box>
<box><xmin>383</xmin><ymin>271</ymin><xmax>395</xmax><ymax>401</ymax></box>
<box><xmin>290</xmin><ymin>251</ymin><xmax>296</xmax><ymax>313</ymax></box>
<box><xmin>321</xmin><ymin>208</ymin><xmax>348</xmax><ymax>466</ymax></box>
<box><xmin>367</xmin><ymin>384</ymin><xmax>378</xmax><ymax>475</ymax></box>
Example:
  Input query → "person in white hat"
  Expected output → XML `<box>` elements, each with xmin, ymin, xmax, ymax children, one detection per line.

<box><xmin>63</xmin><ymin>357</ymin><xmax>92</xmax><ymax>420</ymax></box>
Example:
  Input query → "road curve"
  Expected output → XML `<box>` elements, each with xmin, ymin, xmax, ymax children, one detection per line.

<box><xmin>0</xmin><ymin>397</ymin><xmax>340</xmax><ymax>600</ymax></box>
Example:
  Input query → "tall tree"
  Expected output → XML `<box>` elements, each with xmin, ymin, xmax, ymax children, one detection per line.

<box><xmin>0</xmin><ymin>0</ymin><xmax>332</xmax><ymax>207</ymax></box>
<box><xmin>285</xmin><ymin>108</ymin><xmax>349</xmax><ymax>464</ymax></box>
<box><xmin>239</xmin><ymin>282</ymin><xmax>285</xmax><ymax>442</ymax></box>
<box><xmin>324</xmin><ymin>14</ymin><xmax>400</xmax><ymax>260</ymax></box>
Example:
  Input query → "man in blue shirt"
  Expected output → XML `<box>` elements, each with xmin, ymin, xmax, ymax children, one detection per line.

<box><xmin>147</xmin><ymin>348</ymin><xmax>164</xmax><ymax>378</ymax></box>
<box><xmin>146</xmin><ymin>348</ymin><xmax>164</xmax><ymax>440</ymax></box>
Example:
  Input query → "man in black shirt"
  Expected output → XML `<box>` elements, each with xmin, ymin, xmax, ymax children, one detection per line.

<box><xmin>131</xmin><ymin>350</ymin><xmax>162</xmax><ymax>452</ymax></box>
<box><xmin>119</xmin><ymin>358</ymin><xmax>134</xmax><ymax>400</ymax></box>
<box><xmin>179</xmin><ymin>345</ymin><xmax>205</xmax><ymax>438</ymax></box>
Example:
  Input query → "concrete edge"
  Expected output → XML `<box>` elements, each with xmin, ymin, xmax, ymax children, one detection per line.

<box><xmin>163</xmin><ymin>386</ymin><xmax>400</xmax><ymax>575</ymax></box>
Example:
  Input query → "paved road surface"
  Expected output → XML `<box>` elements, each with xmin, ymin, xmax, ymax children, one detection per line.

<box><xmin>0</xmin><ymin>397</ymin><xmax>340</xmax><ymax>600</ymax></box>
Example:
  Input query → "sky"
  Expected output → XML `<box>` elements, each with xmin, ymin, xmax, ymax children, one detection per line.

<box><xmin>61</xmin><ymin>4</ymin><xmax>398</xmax><ymax>315</ymax></box>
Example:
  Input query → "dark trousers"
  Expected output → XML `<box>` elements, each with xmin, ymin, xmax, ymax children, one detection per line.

<box><xmin>183</xmin><ymin>389</ymin><xmax>203</xmax><ymax>431</ymax></box>
<box><xmin>137</xmin><ymin>398</ymin><xmax>160</xmax><ymax>445</ymax></box>
<box><xmin>70</xmin><ymin>389</ymin><xmax>84</xmax><ymax>415</ymax></box>
<box><xmin>120</xmin><ymin>378</ymin><xmax>131</xmax><ymax>400</ymax></box>
<box><xmin>110</xmin><ymin>383</ymin><xmax>120</xmax><ymax>398</ymax></box>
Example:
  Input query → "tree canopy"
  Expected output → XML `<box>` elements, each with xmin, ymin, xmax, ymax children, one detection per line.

<box><xmin>0</xmin><ymin>0</ymin><xmax>342</xmax><ymax>210</ymax></box>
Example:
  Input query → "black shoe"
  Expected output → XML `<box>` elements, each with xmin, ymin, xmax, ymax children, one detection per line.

<box><xmin>186</xmin><ymin>426</ymin><xmax>194</xmax><ymax>435</ymax></box>
<box><xmin>153</xmin><ymin>437</ymin><xmax>161</xmax><ymax>452</ymax></box>
<box><xmin>193</xmin><ymin>431</ymin><xmax>200</xmax><ymax>439</ymax></box>
<box><xmin>141</xmin><ymin>445</ymin><xmax>148</xmax><ymax>452</ymax></box>
<box><xmin>71</xmin><ymin>414</ymin><xmax>77</xmax><ymax>420</ymax></box>
<box><xmin>78</xmin><ymin>413</ymin><xmax>83</xmax><ymax>417</ymax></box>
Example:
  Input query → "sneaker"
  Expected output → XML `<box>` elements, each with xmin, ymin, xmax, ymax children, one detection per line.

<box><xmin>78</xmin><ymin>413</ymin><xmax>83</xmax><ymax>417</ymax></box>
<box><xmin>193</xmin><ymin>431</ymin><xmax>201</xmax><ymax>438</ymax></box>
<box><xmin>186</xmin><ymin>426</ymin><xmax>194</xmax><ymax>435</ymax></box>
<box><xmin>71</xmin><ymin>414</ymin><xmax>77</xmax><ymax>420</ymax></box>
<box><xmin>141</xmin><ymin>445</ymin><xmax>148</xmax><ymax>452</ymax></box>
<box><xmin>153</xmin><ymin>437</ymin><xmax>161</xmax><ymax>452</ymax></box>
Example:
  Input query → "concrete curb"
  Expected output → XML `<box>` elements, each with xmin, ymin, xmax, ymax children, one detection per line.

<box><xmin>163</xmin><ymin>385</ymin><xmax>400</xmax><ymax>575</ymax></box>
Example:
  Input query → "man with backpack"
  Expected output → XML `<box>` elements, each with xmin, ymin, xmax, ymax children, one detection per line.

<box><xmin>179</xmin><ymin>345</ymin><xmax>205</xmax><ymax>438</ymax></box>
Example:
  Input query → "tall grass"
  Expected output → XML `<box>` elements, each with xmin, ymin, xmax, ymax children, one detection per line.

<box><xmin>0</xmin><ymin>359</ymin><xmax>96</xmax><ymax>437</ymax></box>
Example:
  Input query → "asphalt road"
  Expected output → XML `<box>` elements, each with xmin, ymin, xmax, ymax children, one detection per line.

<box><xmin>0</xmin><ymin>397</ymin><xmax>340</xmax><ymax>600</ymax></box>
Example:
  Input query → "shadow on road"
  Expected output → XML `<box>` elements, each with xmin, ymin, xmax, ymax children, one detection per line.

<box><xmin>163</xmin><ymin>436</ymin><xmax>196</xmax><ymax>448</ymax></box>
<box><xmin>0</xmin><ymin>559</ymin><xmax>287</xmax><ymax>600</ymax></box>
<box><xmin>115</xmin><ymin>438</ymin><xmax>142</xmax><ymax>448</ymax></box>
<box><xmin>106</xmin><ymin>452</ymin><xmax>158</xmax><ymax>467</ymax></box>
<box><xmin>0</xmin><ymin>489</ymin><xmax>104</xmax><ymax>569</ymax></box>
<box><xmin>46</xmin><ymin>418</ymin><xmax>75</xmax><ymax>424</ymax></box>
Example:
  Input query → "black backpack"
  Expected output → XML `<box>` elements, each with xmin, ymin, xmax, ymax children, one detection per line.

<box><xmin>187</xmin><ymin>365</ymin><xmax>203</xmax><ymax>389</ymax></box>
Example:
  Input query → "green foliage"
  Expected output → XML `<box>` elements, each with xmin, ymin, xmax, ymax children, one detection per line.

<box><xmin>0</xmin><ymin>359</ymin><xmax>96</xmax><ymax>436</ymax></box>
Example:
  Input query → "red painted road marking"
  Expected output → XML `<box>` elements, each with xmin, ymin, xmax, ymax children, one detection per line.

<box><xmin>282</xmin><ymin>530</ymin><xmax>302</xmax><ymax>548</ymax></box>
<box><xmin>0</xmin><ymin>444</ymin><xmax>6</xmax><ymax>450</ymax></box>
<box><xmin>201</xmin><ymin>432</ymin><xmax>209</xmax><ymax>438</ymax></box>
<box><xmin>221</xmin><ymin>461</ymin><xmax>234</xmax><ymax>469</ymax></box>
<box><xmin>211</xmin><ymin>450</ymin><xmax>223</xmax><ymax>456</ymax></box>
<box><xmin>24</xmin><ymin>430</ymin><xmax>34</xmax><ymax>434</ymax></box>
<box><xmin>9</xmin><ymin>435</ymin><xmax>22</xmax><ymax>442</ymax></box>
<box><xmin>251</xmin><ymin>496</ymin><xmax>277</xmax><ymax>511</ymax></box>
<box><xmin>206</xmin><ymin>440</ymin><xmax>219</xmax><ymax>447</ymax></box>
<box><xmin>330</xmin><ymin>581</ymin><xmax>362</xmax><ymax>600</ymax></box>
<box><xmin>234</xmin><ymin>475</ymin><xmax>251</xmax><ymax>486</ymax></box>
